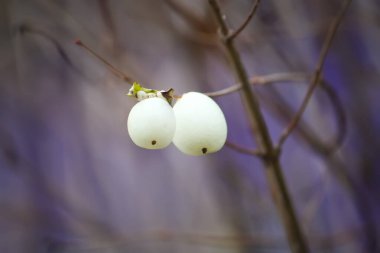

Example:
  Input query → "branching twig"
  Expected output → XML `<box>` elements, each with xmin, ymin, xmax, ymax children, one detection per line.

<box><xmin>277</xmin><ymin>0</ymin><xmax>352</xmax><ymax>149</ymax></box>
<box><xmin>208</xmin><ymin>1</ymin><xmax>309</xmax><ymax>252</ymax></box>
<box><xmin>75</xmin><ymin>40</ymin><xmax>135</xmax><ymax>84</ymax></box>
<box><xmin>207</xmin><ymin>72</ymin><xmax>347</xmax><ymax>163</ymax></box>
<box><xmin>227</xmin><ymin>0</ymin><xmax>260</xmax><ymax>41</ymax></box>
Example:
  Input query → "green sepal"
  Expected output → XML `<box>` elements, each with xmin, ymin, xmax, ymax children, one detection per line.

<box><xmin>126</xmin><ymin>82</ymin><xmax>175</xmax><ymax>105</ymax></box>
<box><xmin>126</xmin><ymin>82</ymin><xmax>157</xmax><ymax>97</ymax></box>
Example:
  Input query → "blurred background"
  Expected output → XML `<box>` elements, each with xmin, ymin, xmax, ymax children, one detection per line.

<box><xmin>0</xmin><ymin>0</ymin><xmax>379</xmax><ymax>252</ymax></box>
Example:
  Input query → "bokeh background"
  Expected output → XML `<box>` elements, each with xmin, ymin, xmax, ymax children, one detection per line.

<box><xmin>1</xmin><ymin>0</ymin><xmax>379</xmax><ymax>252</ymax></box>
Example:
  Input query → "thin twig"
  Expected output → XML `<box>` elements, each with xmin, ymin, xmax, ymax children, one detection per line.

<box><xmin>301</xmin><ymin>168</ymin><xmax>331</xmax><ymax>232</ymax></box>
<box><xmin>253</xmin><ymin>76</ymin><xmax>346</xmax><ymax>154</ymax></box>
<box><xmin>208</xmin><ymin>1</ymin><xmax>309</xmax><ymax>252</ymax></box>
<box><xmin>175</xmin><ymin>28</ymin><xmax>218</xmax><ymax>47</ymax></box>
<box><xmin>18</xmin><ymin>24</ymin><xmax>78</xmax><ymax>73</ymax></box>
<box><xmin>164</xmin><ymin>0</ymin><xmax>214</xmax><ymax>32</ymax></box>
<box><xmin>165</xmin><ymin>0</ymin><xmax>218</xmax><ymax>46</ymax></box>
<box><xmin>75</xmin><ymin>40</ymin><xmax>135</xmax><ymax>84</ymax></box>
<box><xmin>206</xmin><ymin>72</ymin><xmax>347</xmax><ymax>156</ymax></box>
<box><xmin>98</xmin><ymin>0</ymin><xmax>119</xmax><ymax>53</ymax></box>
<box><xmin>225</xmin><ymin>140</ymin><xmax>264</xmax><ymax>156</ymax></box>
<box><xmin>277</xmin><ymin>0</ymin><xmax>352</xmax><ymax>149</ymax></box>
<box><xmin>251</xmin><ymin>72</ymin><xmax>307</xmax><ymax>84</ymax></box>
<box><xmin>208</xmin><ymin>73</ymin><xmax>345</xmax><ymax>155</ymax></box>
<box><xmin>260</xmin><ymin>86</ymin><xmax>329</xmax><ymax>156</ymax></box>
<box><xmin>227</xmin><ymin>0</ymin><xmax>260</xmax><ymax>41</ymax></box>
<box><xmin>204</xmin><ymin>72</ymin><xmax>306</xmax><ymax>97</ymax></box>
<box><xmin>319</xmin><ymin>80</ymin><xmax>347</xmax><ymax>151</ymax></box>
<box><xmin>205</xmin><ymin>83</ymin><xmax>241</xmax><ymax>97</ymax></box>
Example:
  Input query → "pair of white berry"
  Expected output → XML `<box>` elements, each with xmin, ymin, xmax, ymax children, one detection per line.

<box><xmin>127</xmin><ymin>92</ymin><xmax>227</xmax><ymax>156</ymax></box>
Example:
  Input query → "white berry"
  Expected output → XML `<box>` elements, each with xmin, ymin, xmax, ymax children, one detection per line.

<box><xmin>127</xmin><ymin>97</ymin><xmax>176</xmax><ymax>149</ymax></box>
<box><xmin>173</xmin><ymin>92</ymin><xmax>227</xmax><ymax>155</ymax></box>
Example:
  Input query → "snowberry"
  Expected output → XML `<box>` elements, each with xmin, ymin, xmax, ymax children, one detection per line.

<box><xmin>172</xmin><ymin>92</ymin><xmax>227</xmax><ymax>156</ymax></box>
<box><xmin>127</xmin><ymin>97</ymin><xmax>176</xmax><ymax>149</ymax></box>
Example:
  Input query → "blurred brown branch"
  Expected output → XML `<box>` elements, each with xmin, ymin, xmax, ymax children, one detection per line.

<box><xmin>98</xmin><ymin>0</ymin><xmax>119</xmax><ymax>53</ymax></box>
<box><xmin>225</xmin><ymin>140</ymin><xmax>264</xmax><ymax>156</ymax></box>
<box><xmin>164</xmin><ymin>0</ymin><xmax>214</xmax><ymax>32</ymax></box>
<box><xmin>59</xmin><ymin>227</ymin><xmax>362</xmax><ymax>251</ymax></box>
<box><xmin>227</xmin><ymin>0</ymin><xmax>260</xmax><ymax>41</ymax></box>
<box><xmin>207</xmin><ymin>72</ymin><xmax>347</xmax><ymax>156</ymax></box>
<box><xmin>277</xmin><ymin>0</ymin><xmax>352</xmax><ymax>149</ymax></box>
<box><xmin>208</xmin><ymin>0</ymin><xmax>309</xmax><ymax>252</ymax></box>
<box><xmin>18</xmin><ymin>24</ymin><xmax>78</xmax><ymax>73</ymax></box>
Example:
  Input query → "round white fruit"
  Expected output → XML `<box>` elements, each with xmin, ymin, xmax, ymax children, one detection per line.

<box><xmin>173</xmin><ymin>92</ymin><xmax>227</xmax><ymax>155</ymax></box>
<box><xmin>127</xmin><ymin>97</ymin><xmax>175</xmax><ymax>149</ymax></box>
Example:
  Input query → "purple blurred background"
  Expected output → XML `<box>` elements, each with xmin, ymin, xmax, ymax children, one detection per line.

<box><xmin>1</xmin><ymin>0</ymin><xmax>379</xmax><ymax>252</ymax></box>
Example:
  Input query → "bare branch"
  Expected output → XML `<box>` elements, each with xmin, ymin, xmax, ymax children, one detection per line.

<box><xmin>205</xmin><ymin>71</ymin><xmax>347</xmax><ymax>155</ymax></box>
<box><xmin>319</xmin><ymin>80</ymin><xmax>347</xmax><ymax>152</ymax></box>
<box><xmin>227</xmin><ymin>0</ymin><xmax>260</xmax><ymax>41</ymax></box>
<box><xmin>204</xmin><ymin>83</ymin><xmax>241</xmax><ymax>97</ymax></box>
<box><xmin>18</xmin><ymin>24</ymin><xmax>79</xmax><ymax>73</ymax></box>
<box><xmin>205</xmin><ymin>72</ymin><xmax>306</xmax><ymax>97</ymax></box>
<box><xmin>225</xmin><ymin>140</ymin><xmax>264</xmax><ymax>157</ymax></box>
<box><xmin>208</xmin><ymin>0</ymin><xmax>309</xmax><ymax>252</ymax></box>
<box><xmin>165</xmin><ymin>0</ymin><xmax>218</xmax><ymax>46</ymax></box>
<box><xmin>277</xmin><ymin>0</ymin><xmax>352</xmax><ymax>149</ymax></box>
<box><xmin>301</xmin><ymin>169</ymin><xmax>331</xmax><ymax>231</ymax></box>
<box><xmin>75</xmin><ymin>40</ymin><xmax>135</xmax><ymax>84</ymax></box>
<box><xmin>251</xmin><ymin>72</ymin><xmax>307</xmax><ymax>84</ymax></box>
<box><xmin>164</xmin><ymin>0</ymin><xmax>214</xmax><ymax>32</ymax></box>
<box><xmin>98</xmin><ymin>0</ymin><xmax>119</xmax><ymax>52</ymax></box>
<box><xmin>174</xmin><ymin>28</ymin><xmax>218</xmax><ymax>46</ymax></box>
<box><xmin>260</xmin><ymin>84</ymin><xmax>340</xmax><ymax>157</ymax></box>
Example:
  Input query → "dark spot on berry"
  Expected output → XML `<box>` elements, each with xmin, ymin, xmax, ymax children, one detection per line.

<box><xmin>202</xmin><ymin>147</ymin><xmax>207</xmax><ymax>154</ymax></box>
<box><xmin>151</xmin><ymin>140</ymin><xmax>157</xmax><ymax>145</ymax></box>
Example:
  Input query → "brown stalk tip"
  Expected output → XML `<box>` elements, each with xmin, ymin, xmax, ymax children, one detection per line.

<box><xmin>202</xmin><ymin>147</ymin><xmax>208</xmax><ymax>154</ymax></box>
<box><xmin>74</xmin><ymin>39</ymin><xmax>83</xmax><ymax>45</ymax></box>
